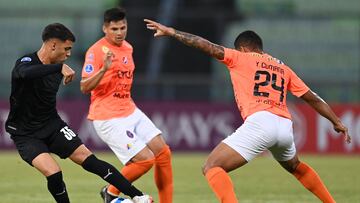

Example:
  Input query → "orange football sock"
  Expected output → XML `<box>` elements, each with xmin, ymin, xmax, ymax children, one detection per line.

<box><xmin>107</xmin><ymin>158</ymin><xmax>155</xmax><ymax>196</ymax></box>
<box><xmin>154</xmin><ymin>145</ymin><xmax>173</xmax><ymax>203</ymax></box>
<box><xmin>292</xmin><ymin>162</ymin><xmax>335</xmax><ymax>203</ymax></box>
<box><xmin>205</xmin><ymin>167</ymin><xmax>238</xmax><ymax>203</ymax></box>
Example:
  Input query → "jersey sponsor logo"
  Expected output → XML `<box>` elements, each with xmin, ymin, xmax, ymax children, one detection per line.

<box><xmin>117</xmin><ymin>70</ymin><xmax>133</xmax><ymax>79</ymax></box>
<box><xmin>113</xmin><ymin>92</ymin><xmax>130</xmax><ymax>99</ymax></box>
<box><xmin>85</xmin><ymin>64</ymin><xmax>94</xmax><ymax>73</ymax></box>
<box><xmin>20</xmin><ymin>57</ymin><xmax>32</xmax><ymax>62</ymax></box>
<box><xmin>126</xmin><ymin>130</ymin><xmax>134</xmax><ymax>138</ymax></box>
<box><xmin>127</xmin><ymin>143</ymin><xmax>132</xmax><ymax>150</ymax></box>
<box><xmin>122</xmin><ymin>56</ymin><xmax>128</xmax><ymax>64</ymax></box>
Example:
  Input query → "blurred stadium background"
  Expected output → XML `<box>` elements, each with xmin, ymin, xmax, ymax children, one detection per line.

<box><xmin>0</xmin><ymin>0</ymin><xmax>359</xmax><ymax>202</ymax></box>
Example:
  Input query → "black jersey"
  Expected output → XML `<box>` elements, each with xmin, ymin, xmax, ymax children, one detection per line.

<box><xmin>5</xmin><ymin>52</ymin><xmax>64</xmax><ymax>136</ymax></box>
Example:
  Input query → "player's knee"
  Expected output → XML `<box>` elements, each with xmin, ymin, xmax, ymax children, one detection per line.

<box><xmin>41</xmin><ymin>167</ymin><xmax>62</xmax><ymax>177</ymax></box>
<box><xmin>32</xmin><ymin>154</ymin><xmax>62</xmax><ymax>176</ymax></box>
<box><xmin>281</xmin><ymin>158</ymin><xmax>300</xmax><ymax>173</ymax></box>
<box><xmin>289</xmin><ymin>159</ymin><xmax>301</xmax><ymax>173</ymax></box>
<box><xmin>148</xmin><ymin>136</ymin><xmax>169</xmax><ymax>156</ymax></box>
<box><xmin>132</xmin><ymin>147</ymin><xmax>155</xmax><ymax>162</ymax></box>
<box><xmin>69</xmin><ymin>145</ymin><xmax>93</xmax><ymax>165</ymax></box>
<box><xmin>155</xmin><ymin>145</ymin><xmax>171</xmax><ymax>159</ymax></box>
<box><xmin>142</xmin><ymin>150</ymin><xmax>155</xmax><ymax>160</ymax></box>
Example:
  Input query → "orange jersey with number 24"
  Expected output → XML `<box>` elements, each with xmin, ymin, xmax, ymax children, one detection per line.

<box><xmin>220</xmin><ymin>47</ymin><xmax>309</xmax><ymax>120</ymax></box>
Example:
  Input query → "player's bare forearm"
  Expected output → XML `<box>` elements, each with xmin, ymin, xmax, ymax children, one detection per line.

<box><xmin>301</xmin><ymin>90</ymin><xmax>351</xmax><ymax>143</ymax></box>
<box><xmin>80</xmin><ymin>69</ymin><xmax>106</xmax><ymax>94</ymax></box>
<box><xmin>301</xmin><ymin>91</ymin><xmax>339</xmax><ymax>124</ymax></box>
<box><xmin>172</xmin><ymin>30</ymin><xmax>224</xmax><ymax>60</ymax></box>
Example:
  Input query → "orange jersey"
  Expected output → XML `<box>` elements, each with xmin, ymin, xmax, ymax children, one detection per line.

<box><xmin>220</xmin><ymin>48</ymin><xmax>309</xmax><ymax>120</ymax></box>
<box><xmin>82</xmin><ymin>38</ymin><xmax>136</xmax><ymax>120</ymax></box>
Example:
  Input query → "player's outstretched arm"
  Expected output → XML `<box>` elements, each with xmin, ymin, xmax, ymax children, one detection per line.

<box><xmin>144</xmin><ymin>19</ymin><xmax>224</xmax><ymax>60</ymax></box>
<box><xmin>301</xmin><ymin>90</ymin><xmax>351</xmax><ymax>143</ymax></box>
<box><xmin>17</xmin><ymin>63</ymin><xmax>62</xmax><ymax>79</ymax></box>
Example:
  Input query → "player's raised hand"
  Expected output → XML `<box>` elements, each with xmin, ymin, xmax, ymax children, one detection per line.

<box><xmin>103</xmin><ymin>51</ymin><xmax>114</xmax><ymax>71</ymax></box>
<box><xmin>333</xmin><ymin>122</ymin><xmax>351</xmax><ymax>144</ymax></box>
<box><xmin>61</xmin><ymin>64</ymin><xmax>75</xmax><ymax>85</ymax></box>
<box><xmin>144</xmin><ymin>19</ymin><xmax>175</xmax><ymax>37</ymax></box>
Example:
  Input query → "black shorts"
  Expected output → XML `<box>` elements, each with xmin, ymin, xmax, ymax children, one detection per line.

<box><xmin>10</xmin><ymin>119</ymin><xmax>83</xmax><ymax>166</ymax></box>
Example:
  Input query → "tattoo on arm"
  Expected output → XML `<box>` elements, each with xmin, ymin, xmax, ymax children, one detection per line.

<box><xmin>173</xmin><ymin>30</ymin><xmax>224</xmax><ymax>60</ymax></box>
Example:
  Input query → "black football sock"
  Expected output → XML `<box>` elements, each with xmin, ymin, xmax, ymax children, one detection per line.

<box><xmin>81</xmin><ymin>154</ymin><xmax>143</xmax><ymax>198</ymax></box>
<box><xmin>46</xmin><ymin>171</ymin><xmax>70</xmax><ymax>203</ymax></box>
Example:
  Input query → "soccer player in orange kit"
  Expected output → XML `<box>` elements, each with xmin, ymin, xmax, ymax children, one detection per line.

<box><xmin>144</xmin><ymin>19</ymin><xmax>351</xmax><ymax>203</ymax></box>
<box><xmin>80</xmin><ymin>8</ymin><xmax>172</xmax><ymax>203</ymax></box>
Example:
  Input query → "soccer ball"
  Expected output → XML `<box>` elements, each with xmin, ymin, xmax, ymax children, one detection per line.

<box><xmin>110</xmin><ymin>197</ymin><xmax>134</xmax><ymax>203</ymax></box>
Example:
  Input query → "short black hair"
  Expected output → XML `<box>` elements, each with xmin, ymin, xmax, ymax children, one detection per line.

<box><xmin>42</xmin><ymin>23</ymin><xmax>75</xmax><ymax>42</ymax></box>
<box><xmin>234</xmin><ymin>30</ymin><xmax>263</xmax><ymax>51</ymax></box>
<box><xmin>104</xmin><ymin>7</ymin><xmax>126</xmax><ymax>24</ymax></box>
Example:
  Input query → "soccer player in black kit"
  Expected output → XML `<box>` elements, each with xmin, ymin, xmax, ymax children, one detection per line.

<box><xmin>5</xmin><ymin>23</ymin><xmax>152</xmax><ymax>203</ymax></box>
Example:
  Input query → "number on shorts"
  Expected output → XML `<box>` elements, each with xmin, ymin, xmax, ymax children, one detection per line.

<box><xmin>60</xmin><ymin>126</ymin><xmax>76</xmax><ymax>140</ymax></box>
<box><xmin>253</xmin><ymin>70</ymin><xmax>284</xmax><ymax>102</ymax></box>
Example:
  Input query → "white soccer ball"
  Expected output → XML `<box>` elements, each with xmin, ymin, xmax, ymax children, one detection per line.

<box><xmin>110</xmin><ymin>197</ymin><xmax>134</xmax><ymax>203</ymax></box>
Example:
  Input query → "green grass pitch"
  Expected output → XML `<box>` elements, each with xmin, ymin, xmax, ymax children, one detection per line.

<box><xmin>0</xmin><ymin>151</ymin><xmax>359</xmax><ymax>203</ymax></box>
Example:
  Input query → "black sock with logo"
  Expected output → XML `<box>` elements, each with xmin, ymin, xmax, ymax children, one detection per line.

<box><xmin>46</xmin><ymin>171</ymin><xmax>70</xmax><ymax>203</ymax></box>
<box><xmin>81</xmin><ymin>154</ymin><xmax>143</xmax><ymax>198</ymax></box>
